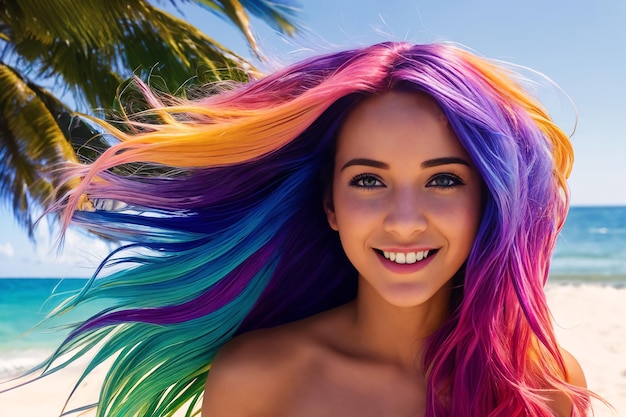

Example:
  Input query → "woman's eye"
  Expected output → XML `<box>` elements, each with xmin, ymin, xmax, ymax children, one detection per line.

<box><xmin>349</xmin><ymin>174</ymin><xmax>383</xmax><ymax>189</ymax></box>
<box><xmin>427</xmin><ymin>174</ymin><xmax>464</xmax><ymax>188</ymax></box>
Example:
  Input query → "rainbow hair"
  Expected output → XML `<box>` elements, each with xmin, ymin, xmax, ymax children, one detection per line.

<box><xmin>34</xmin><ymin>42</ymin><xmax>590</xmax><ymax>416</ymax></box>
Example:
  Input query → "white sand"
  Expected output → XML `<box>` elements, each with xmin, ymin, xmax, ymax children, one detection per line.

<box><xmin>0</xmin><ymin>360</ymin><xmax>194</xmax><ymax>417</ymax></box>
<box><xmin>0</xmin><ymin>363</ymin><xmax>106</xmax><ymax>417</ymax></box>
<box><xmin>1</xmin><ymin>284</ymin><xmax>624</xmax><ymax>416</ymax></box>
<box><xmin>546</xmin><ymin>284</ymin><xmax>625</xmax><ymax>416</ymax></box>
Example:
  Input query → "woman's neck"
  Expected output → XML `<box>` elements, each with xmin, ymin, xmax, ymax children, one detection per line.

<box><xmin>347</xmin><ymin>277</ymin><xmax>451</xmax><ymax>373</ymax></box>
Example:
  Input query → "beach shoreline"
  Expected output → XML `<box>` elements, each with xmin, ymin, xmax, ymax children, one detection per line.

<box><xmin>1</xmin><ymin>283</ymin><xmax>624</xmax><ymax>416</ymax></box>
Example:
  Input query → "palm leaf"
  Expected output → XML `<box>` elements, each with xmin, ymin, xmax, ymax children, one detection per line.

<box><xmin>3</xmin><ymin>0</ymin><xmax>300</xmax><ymax>110</ymax></box>
<box><xmin>0</xmin><ymin>62</ymin><xmax>77</xmax><ymax>235</ymax></box>
<box><xmin>170</xmin><ymin>0</ymin><xmax>301</xmax><ymax>49</ymax></box>
<box><xmin>0</xmin><ymin>0</ymin><xmax>301</xmax><ymax>233</ymax></box>
<box><xmin>237</xmin><ymin>0</ymin><xmax>300</xmax><ymax>35</ymax></box>
<box><xmin>5</xmin><ymin>1</ymin><xmax>256</xmax><ymax>110</ymax></box>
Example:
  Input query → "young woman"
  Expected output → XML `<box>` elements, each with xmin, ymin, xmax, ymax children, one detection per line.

<box><xmin>31</xmin><ymin>42</ymin><xmax>593</xmax><ymax>416</ymax></box>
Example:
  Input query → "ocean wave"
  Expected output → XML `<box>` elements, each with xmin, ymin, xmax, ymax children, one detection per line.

<box><xmin>0</xmin><ymin>349</ymin><xmax>49</xmax><ymax>378</ymax></box>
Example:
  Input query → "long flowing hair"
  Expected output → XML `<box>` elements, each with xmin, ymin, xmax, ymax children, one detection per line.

<box><xmin>31</xmin><ymin>42</ymin><xmax>590</xmax><ymax>416</ymax></box>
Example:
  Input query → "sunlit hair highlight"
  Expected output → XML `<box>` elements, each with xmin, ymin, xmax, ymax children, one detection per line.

<box><xmin>30</xmin><ymin>42</ymin><xmax>594</xmax><ymax>416</ymax></box>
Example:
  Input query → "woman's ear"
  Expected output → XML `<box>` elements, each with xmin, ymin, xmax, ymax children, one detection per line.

<box><xmin>324</xmin><ymin>193</ymin><xmax>339</xmax><ymax>231</ymax></box>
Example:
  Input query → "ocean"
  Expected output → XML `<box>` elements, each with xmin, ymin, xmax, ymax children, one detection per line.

<box><xmin>1</xmin><ymin>206</ymin><xmax>625</xmax><ymax>377</ymax></box>
<box><xmin>552</xmin><ymin>206</ymin><xmax>626</xmax><ymax>281</ymax></box>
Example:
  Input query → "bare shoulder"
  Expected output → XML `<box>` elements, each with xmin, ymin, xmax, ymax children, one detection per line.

<box><xmin>201</xmin><ymin>307</ymin><xmax>349</xmax><ymax>417</ymax></box>
<box><xmin>559</xmin><ymin>347</ymin><xmax>587</xmax><ymax>388</ymax></box>
<box><xmin>547</xmin><ymin>347</ymin><xmax>588</xmax><ymax>417</ymax></box>
<box><xmin>201</xmin><ymin>327</ymin><xmax>301</xmax><ymax>417</ymax></box>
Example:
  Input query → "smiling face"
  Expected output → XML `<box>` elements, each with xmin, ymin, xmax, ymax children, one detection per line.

<box><xmin>326</xmin><ymin>91</ymin><xmax>482</xmax><ymax>308</ymax></box>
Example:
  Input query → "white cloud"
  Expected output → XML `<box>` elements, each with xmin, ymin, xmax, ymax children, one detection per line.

<box><xmin>32</xmin><ymin>218</ymin><xmax>118</xmax><ymax>277</ymax></box>
<box><xmin>0</xmin><ymin>243</ymin><xmax>15</xmax><ymax>257</ymax></box>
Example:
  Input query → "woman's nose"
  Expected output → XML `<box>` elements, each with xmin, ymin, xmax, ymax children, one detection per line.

<box><xmin>382</xmin><ymin>186</ymin><xmax>428</xmax><ymax>237</ymax></box>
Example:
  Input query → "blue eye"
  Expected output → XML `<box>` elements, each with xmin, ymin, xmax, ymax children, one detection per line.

<box><xmin>427</xmin><ymin>173</ymin><xmax>464</xmax><ymax>188</ymax></box>
<box><xmin>349</xmin><ymin>174</ymin><xmax>384</xmax><ymax>189</ymax></box>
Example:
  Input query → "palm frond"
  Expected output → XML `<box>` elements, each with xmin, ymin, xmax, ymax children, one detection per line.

<box><xmin>0</xmin><ymin>62</ymin><xmax>76</xmax><ymax>235</ymax></box>
<box><xmin>181</xmin><ymin>0</ymin><xmax>260</xmax><ymax>53</ymax></box>
<box><xmin>238</xmin><ymin>0</ymin><xmax>300</xmax><ymax>35</ymax></box>
<box><xmin>4</xmin><ymin>0</ymin><xmax>260</xmax><ymax>110</ymax></box>
<box><xmin>0</xmin><ymin>0</ymin><xmax>301</xmax><ymax>236</ymax></box>
<box><xmin>173</xmin><ymin>0</ymin><xmax>301</xmax><ymax>46</ymax></box>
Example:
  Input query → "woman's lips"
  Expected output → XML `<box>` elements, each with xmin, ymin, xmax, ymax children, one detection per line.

<box><xmin>374</xmin><ymin>248</ymin><xmax>439</xmax><ymax>274</ymax></box>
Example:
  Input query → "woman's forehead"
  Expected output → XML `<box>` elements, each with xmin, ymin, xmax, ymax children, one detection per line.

<box><xmin>346</xmin><ymin>91</ymin><xmax>446</xmax><ymax>122</ymax></box>
<box><xmin>334</xmin><ymin>90</ymin><xmax>471</xmax><ymax>167</ymax></box>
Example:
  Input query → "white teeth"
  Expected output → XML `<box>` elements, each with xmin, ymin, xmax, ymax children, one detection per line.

<box><xmin>382</xmin><ymin>250</ymin><xmax>430</xmax><ymax>265</ymax></box>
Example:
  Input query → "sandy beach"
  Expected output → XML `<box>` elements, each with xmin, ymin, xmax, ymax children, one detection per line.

<box><xmin>546</xmin><ymin>284</ymin><xmax>625</xmax><ymax>416</ymax></box>
<box><xmin>1</xmin><ymin>283</ymin><xmax>624</xmax><ymax>416</ymax></box>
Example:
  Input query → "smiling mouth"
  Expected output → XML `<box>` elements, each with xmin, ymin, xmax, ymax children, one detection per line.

<box><xmin>375</xmin><ymin>249</ymin><xmax>438</xmax><ymax>265</ymax></box>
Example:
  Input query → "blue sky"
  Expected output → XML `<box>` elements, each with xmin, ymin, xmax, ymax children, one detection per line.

<box><xmin>1</xmin><ymin>0</ymin><xmax>624</xmax><ymax>277</ymax></box>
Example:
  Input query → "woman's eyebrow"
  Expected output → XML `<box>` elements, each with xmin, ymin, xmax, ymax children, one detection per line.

<box><xmin>341</xmin><ymin>158</ymin><xmax>389</xmax><ymax>171</ymax></box>
<box><xmin>341</xmin><ymin>156</ymin><xmax>470</xmax><ymax>171</ymax></box>
<box><xmin>421</xmin><ymin>157</ymin><xmax>470</xmax><ymax>168</ymax></box>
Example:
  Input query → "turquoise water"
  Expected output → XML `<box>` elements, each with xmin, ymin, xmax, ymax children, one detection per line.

<box><xmin>1</xmin><ymin>206</ymin><xmax>624</xmax><ymax>376</ymax></box>
<box><xmin>0</xmin><ymin>279</ymin><xmax>82</xmax><ymax>376</ymax></box>
<box><xmin>552</xmin><ymin>206</ymin><xmax>626</xmax><ymax>280</ymax></box>
<box><xmin>0</xmin><ymin>279</ymin><xmax>87</xmax><ymax>347</ymax></box>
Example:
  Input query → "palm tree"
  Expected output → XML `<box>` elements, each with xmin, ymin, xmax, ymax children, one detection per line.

<box><xmin>0</xmin><ymin>0</ymin><xmax>299</xmax><ymax>236</ymax></box>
